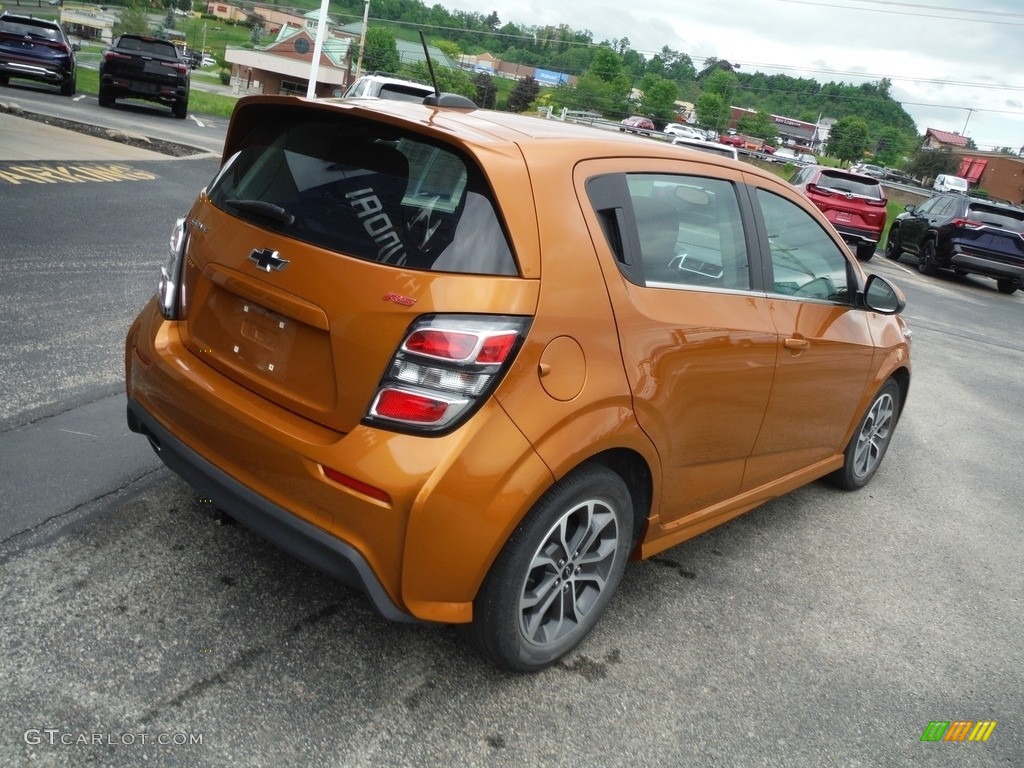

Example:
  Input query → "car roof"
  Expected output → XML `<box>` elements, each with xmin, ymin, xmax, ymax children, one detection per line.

<box><xmin>225</xmin><ymin>96</ymin><xmax>774</xmax><ymax>174</ymax></box>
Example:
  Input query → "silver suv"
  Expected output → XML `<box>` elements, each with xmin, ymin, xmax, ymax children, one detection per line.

<box><xmin>342</xmin><ymin>73</ymin><xmax>434</xmax><ymax>102</ymax></box>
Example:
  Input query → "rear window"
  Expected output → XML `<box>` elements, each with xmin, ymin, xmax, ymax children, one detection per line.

<box><xmin>377</xmin><ymin>83</ymin><xmax>433</xmax><ymax>102</ymax></box>
<box><xmin>208</xmin><ymin>113</ymin><xmax>517</xmax><ymax>275</ymax></box>
<box><xmin>967</xmin><ymin>203</ymin><xmax>1024</xmax><ymax>231</ymax></box>
<box><xmin>0</xmin><ymin>18</ymin><xmax>61</xmax><ymax>40</ymax></box>
<box><xmin>116</xmin><ymin>36</ymin><xmax>177</xmax><ymax>56</ymax></box>
<box><xmin>816</xmin><ymin>171</ymin><xmax>884</xmax><ymax>200</ymax></box>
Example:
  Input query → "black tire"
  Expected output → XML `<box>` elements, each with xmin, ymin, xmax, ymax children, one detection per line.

<box><xmin>60</xmin><ymin>74</ymin><xmax>76</xmax><ymax>97</ymax></box>
<box><xmin>917</xmin><ymin>239</ymin><xmax>938</xmax><ymax>276</ymax></box>
<box><xmin>884</xmin><ymin>229</ymin><xmax>901</xmax><ymax>260</ymax></box>
<box><xmin>173</xmin><ymin>99</ymin><xmax>188</xmax><ymax>119</ymax></box>
<box><xmin>856</xmin><ymin>243</ymin><xmax>876</xmax><ymax>261</ymax></box>
<box><xmin>996</xmin><ymin>278</ymin><xmax>1019</xmax><ymax>295</ymax></box>
<box><xmin>97</xmin><ymin>85</ymin><xmax>114</xmax><ymax>108</ymax></box>
<box><xmin>469</xmin><ymin>463</ymin><xmax>634</xmax><ymax>673</ymax></box>
<box><xmin>827</xmin><ymin>379</ymin><xmax>901</xmax><ymax>491</ymax></box>
<box><xmin>0</xmin><ymin>74</ymin><xmax>9</xmax><ymax>86</ymax></box>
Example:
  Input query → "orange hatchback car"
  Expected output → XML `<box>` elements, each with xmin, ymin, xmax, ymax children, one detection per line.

<box><xmin>125</xmin><ymin>95</ymin><xmax>911</xmax><ymax>671</ymax></box>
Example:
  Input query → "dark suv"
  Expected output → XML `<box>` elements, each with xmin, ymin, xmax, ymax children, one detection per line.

<box><xmin>99</xmin><ymin>34</ymin><xmax>190</xmax><ymax>118</ymax></box>
<box><xmin>0</xmin><ymin>12</ymin><xmax>77</xmax><ymax>96</ymax></box>
<box><xmin>790</xmin><ymin>166</ymin><xmax>888</xmax><ymax>261</ymax></box>
<box><xmin>886</xmin><ymin>193</ymin><xmax>1024</xmax><ymax>294</ymax></box>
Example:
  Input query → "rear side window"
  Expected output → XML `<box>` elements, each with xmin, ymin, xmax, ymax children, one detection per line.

<box><xmin>816</xmin><ymin>171</ymin><xmax>883</xmax><ymax>200</ymax></box>
<box><xmin>208</xmin><ymin>114</ymin><xmax>517</xmax><ymax>275</ymax></box>
<box><xmin>626</xmin><ymin>174</ymin><xmax>751</xmax><ymax>291</ymax></box>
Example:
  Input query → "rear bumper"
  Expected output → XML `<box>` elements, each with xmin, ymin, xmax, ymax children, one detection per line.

<box><xmin>949</xmin><ymin>249</ymin><xmax>1024</xmax><ymax>281</ymax></box>
<box><xmin>833</xmin><ymin>224</ymin><xmax>880</xmax><ymax>246</ymax></box>
<box><xmin>101</xmin><ymin>73</ymin><xmax>188</xmax><ymax>102</ymax></box>
<box><xmin>127</xmin><ymin>397</ymin><xmax>416</xmax><ymax>623</ymax></box>
<box><xmin>0</xmin><ymin>59</ymin><xmax>70</xmax><ymax>83</ymax></box>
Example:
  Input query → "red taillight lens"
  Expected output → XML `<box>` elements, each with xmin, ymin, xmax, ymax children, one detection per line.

<box><xmin>161</xmin><ymin>61</ymin><xmax>188</xmax><ymax>74</ymax></box>
<box><xmin>806</xmin><ymin>183</ymin><xmax>832</xmax><ymax>197</ymax></box>
<box><xmin>104</xmin><ymin>50</ymin><xmax>132</xmax><ymax>62</ymax></box>
<box><xmin>866</xmin><ymin>198</ymin><xmax>887</xmax><ymax>207</ymax></box>
<box><xmin>950</xmin><ymin>218</ymin><xmax>984</xmax><ymax>230</ymax></box>
<box><xmin>366</xmin><ymin>315</ymin><xmax>530</xmax><ymax>434</ymax></box>
<box><xmin>405</xmin><ymin>329</ymin><xmax>477</xmax><ymax>360</ymax></box>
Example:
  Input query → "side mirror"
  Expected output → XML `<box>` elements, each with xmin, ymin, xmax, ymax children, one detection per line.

<box><xmin>863</xmin><ymin>274</ymin><xmax>905</xmax><ymax>314</ymax></box>
<box><xmin>72</xmin><ymin>43</ymin><xmax>80</xmax><ymax>52</ymax></box>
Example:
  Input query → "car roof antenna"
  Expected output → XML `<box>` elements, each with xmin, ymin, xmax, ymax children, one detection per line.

<box><xmin>419</xmin><ymin>31</ymin><xmax>477</xmax><ymax>109</ymax></box>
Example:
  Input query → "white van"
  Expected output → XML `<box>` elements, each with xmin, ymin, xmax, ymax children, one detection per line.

<box><xmin>933</xmin><ymin>174</ymin><xmax>969</xmax><ymax>193</ymax></box>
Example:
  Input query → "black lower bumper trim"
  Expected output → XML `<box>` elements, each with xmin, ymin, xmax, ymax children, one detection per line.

<box><xmin>126</xmin><ymin>398</ymin><xmax>416</xmax><ymax>623</ymax></box>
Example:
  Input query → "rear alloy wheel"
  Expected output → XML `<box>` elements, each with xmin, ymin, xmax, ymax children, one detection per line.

<box><xmin>469</xmin><ymin>464</ymin><xmax>633</xmax><ymax>672</ymax></box>
<box><xmin>996</xmin><ymin>278</ymin><xmax>1019</xmax><ymax>295</ymax></box>
<box><xmin>917</xmin><ymin>239</ymin><xmax>938</xmax><ymax>276</ymax></box>
<box><xmin>827</xmin><ymin>379</ymin><xmax>901</xmax><ymax>490</ymax></box>
<box><xmin>855</xmin><ymin>242</ymin><xmax>876</xmax><ymax>261</ymax></box>
<box><xmin>884</xmin><ymin>230</ymin><xmax>901</xmax><ymax>260</ymax></box>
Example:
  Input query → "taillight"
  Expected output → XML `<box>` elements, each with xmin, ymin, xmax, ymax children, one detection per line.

<box><xmin>366</xmin><ymin>314</ymin><xmax>530</xmax><ymax>433</ymax></box>
<box><xmin>161</xmin><ymin>61</ymin><xmax>189</xmax><ymax>75</ymax></box>
<box><xmin>103</xmin><ymin>50</ymin><xmax>131</xmax><ymax>62</ymax></box>
<box><xmin>806</xmin><ymin>183</ymin><xmax>832</xmax><ymax>197</ymax></box>
<box><xmin>950</xmin><ymin>218</ymin><xmax>984</xmax><ymax>230</ymax></box>
<box><xmin>158</xmin><ymin>217</ymin><xmax>187</xmax><ymax>320</ymax></box>
<box><xmin>866</xmin><ymin>198</ymin><xmax>887</xmax><ymax>207</ymax></box>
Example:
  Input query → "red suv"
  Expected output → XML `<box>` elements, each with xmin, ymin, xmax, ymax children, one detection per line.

<box><xmin>790</xmin><ymin>166</ymin><xmax>887</xmax><ymax>261</ymax></box>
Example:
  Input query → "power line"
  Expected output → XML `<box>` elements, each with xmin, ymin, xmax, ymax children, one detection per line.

<box><xmin>779</xmin><ymin>0</ymin><xmax>1024</xmax><ymax>25</ymax></box>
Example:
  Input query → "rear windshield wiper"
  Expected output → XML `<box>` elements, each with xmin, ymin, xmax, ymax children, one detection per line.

<box><xmin>224</xmin><ymin>199</ymin><xmax>295</xmax><ymax>226</ymax></box>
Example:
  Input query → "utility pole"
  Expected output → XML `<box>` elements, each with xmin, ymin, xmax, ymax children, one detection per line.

<box><xmin>355</xmin><ymin>0</ymin><xmax>370</xmax><ymax>79</ymax></box>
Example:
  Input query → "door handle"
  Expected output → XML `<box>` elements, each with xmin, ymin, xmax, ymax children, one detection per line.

<box><xmin>784</xmin><ymin>338</ymin><xmax>810</xmax><ymax>350</ymax></box>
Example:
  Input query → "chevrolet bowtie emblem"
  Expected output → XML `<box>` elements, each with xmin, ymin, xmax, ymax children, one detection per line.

<box><xmin>248</xmin><ymin>248</ymin><xmax>289</xmax><ymax>272</ymax></box>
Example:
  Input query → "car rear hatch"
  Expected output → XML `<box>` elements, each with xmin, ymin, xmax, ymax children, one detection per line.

<box><xmin>807</xmin><ymin>170</ymin><xmax>887</xmax><ymax>233</ymax></box>
<box><xmin>104</xmin><ymin>36</ymin><xmax>184</xmax><ymax>89</ymax></box>
<box><xmin>175</xmin><ymin>99</ymin><xmax>539</xmax><ymax>434</ymax></box>
<box><xmin>0</xmin><ymin>18</ymin><xmax>68</xmax><ymax>71</ymax></box>
<box><xmin>953</xmin><ymin>202</ymin><xmax>1024</xmax><ymax>265</ymax></box>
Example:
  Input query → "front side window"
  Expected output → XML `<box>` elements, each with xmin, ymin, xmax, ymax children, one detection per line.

<box><xmin>756</xmin><ymin>189</ymin><xmax>852</xmax><ymax>303</ymax></box>
<box><xmin>208</xmin><ymin>114</ymin><xmax>516</xmax><ymax>275</ymax></box>
<box><xmin>625</xmin><ymin>174</ymin><xmax>752</xmax><ymax>291</ymax></box>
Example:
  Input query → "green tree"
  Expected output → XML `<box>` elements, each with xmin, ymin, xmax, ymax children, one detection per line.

<box><xmin>637</xmin><ymin>75</ymin><xmax>679</xmax><ymax>125</ymax></box>
<box><xmin>507</xmin><ymin>76</ymin><xmax>540</xmax><ymax>113</ymax></box>
<box><xmin>737</xmin><ymin>110</ymin><xmax>775</xmax><ymax>141</ymax></box>
<box><xmin>694</xmin><ymin>91</ymin><xmax>726</xmax><ymax>132</ymax></box>
<box><xmin>474</xmin><ymin>72</ymin><xmax>497</xmax><ymax>109</ymax></box>
<box><xmin>827</xmin><ymin>116</ymin><xmax>870</xmax><ymax>163</ymax></box>
<box><xmin>873</xmin><ymin>126</ymin><xmax>907</xmax><ymax>167</ymax></box>
<box><xmin>906</xmin><ymin>148</ymin><xmax>958</xmax><ymax>181</ymax></box>
<box><xmin>363</xmin><ymin>27</ymin><xmax>401</xmax><ymax>74</ymax></box>
<box><xmin>588</xmin><ymin>47</ymin><xmax>623</xmax><ymax>83</ymax></box>
<box><xmin>114</xmin><ymin>3</ymin><xmax>153</xmax><ymax>37</ymax></box>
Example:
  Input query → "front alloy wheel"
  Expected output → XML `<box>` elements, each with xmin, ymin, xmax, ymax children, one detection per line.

<box><xmin>469</xmin><ymin>464</ymin><xmax>633</xmax><ymax>672</ymax></box>
<box><xmin>828</xmin><ymin>379</ymin><xmax>901</xmax><ymax>490</ymax></box>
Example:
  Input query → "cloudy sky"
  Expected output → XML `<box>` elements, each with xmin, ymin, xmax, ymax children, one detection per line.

<box><xmin>439</xmin><ymin>0</ymin><xmax>1024</xmax><ymax>152</ymax></box>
